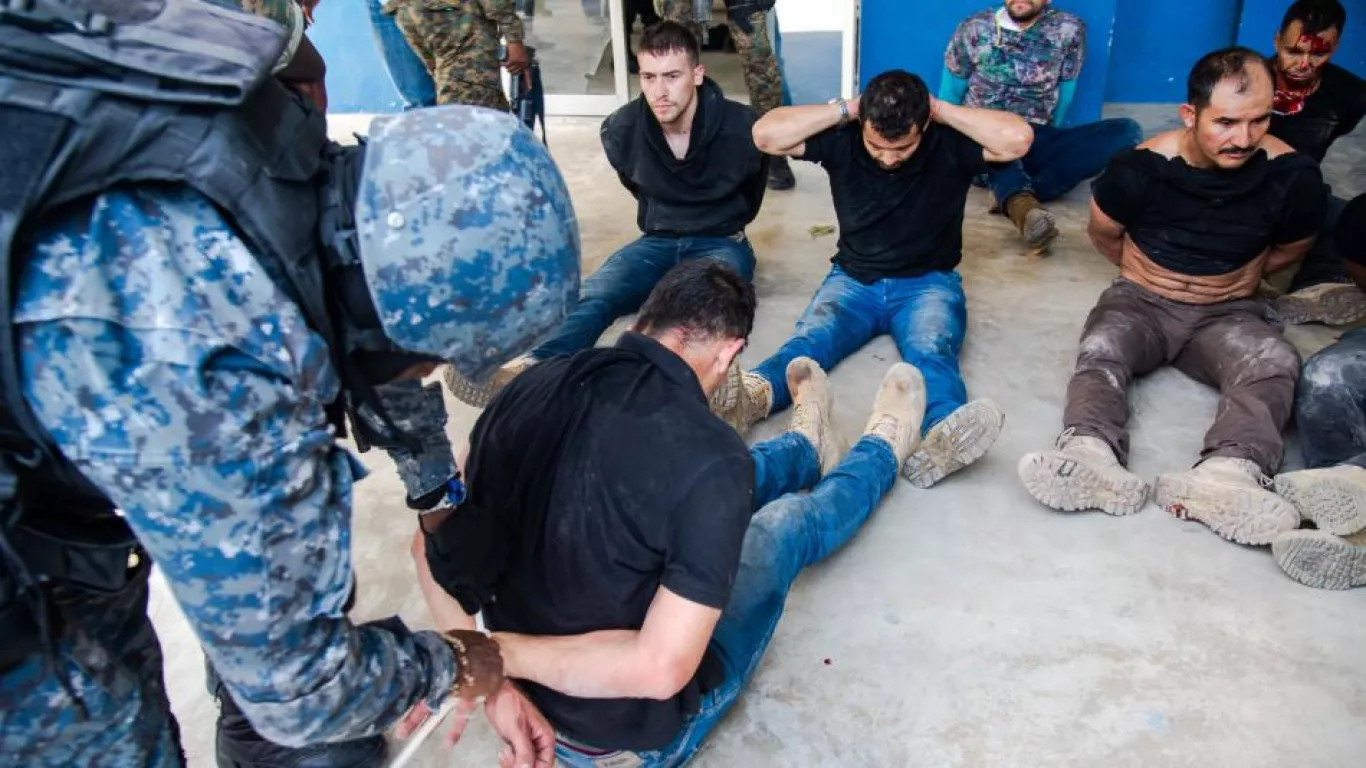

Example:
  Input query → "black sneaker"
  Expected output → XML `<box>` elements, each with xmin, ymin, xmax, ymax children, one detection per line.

<box><xmin>767</xmin><ymin>155</ymin><xmax>795</xmax><ymax>191</ymax></box>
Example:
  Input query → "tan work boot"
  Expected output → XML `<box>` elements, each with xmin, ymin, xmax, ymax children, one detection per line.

<box><xmin>901</xmin><ymin>399</ymin><xmax>1005</xmax><ymax>488</ymax></box>
<box><xmin>1272</xmin><ymin>529</ymin><xmax>1366</xmax><ymax>590</ymax></box>
<box><xmin>710</xmin><ymin>360</ymin><xmax>772</xmax><ymax>434</ymax></box>
<box><xmin>443</xmin><ymin>355</ymin><xmax>537</xmax><ymax>408</ymax></box>
<box><xmin>1155</xmin><ymin>457</ymin><xmax>1300</xmax><ymax>545</ymax></box>
<box><xmin>1273</xmin><ymin>283</ymin><xmax>1366</xmax><ymax>326</ymax></box>
<box><xmin>786</xmin><ymin>358</ymin><xmax>847</xmax><ymax>474</ymax></box>
<box><xmin>1017</xmin><ymin>431</ymin><xmax>1148</xmax><ymax>516</ymax></box>
<box><xmin>1004</xmin><ymin>192</ymin><xmax>1059</xmax><ymax>256</ymax></box>
<box><xmin>863</xmin><ymin>363</ymin><xmax>927</xmax><ymax>465</ymax></box>
<box><xmin>1273</xmin><ymin>465</ymin><xmax>1366</xmax><ymax>536</ymax></box>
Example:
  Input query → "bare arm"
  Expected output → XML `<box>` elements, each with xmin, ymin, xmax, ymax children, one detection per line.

<box><xmin>1087</xmin><ymin>198</ymin><xmax>1126</xmax><ymax>266</ymax></box>
<box><xmin>495</xmin><ymin>587</ymin><xmax>720</xmax><ymax>700</ymax></box>
<box><xmin>931</xmin><ymin>97</ymin><xmax>1033</xmax><ymax>162</ymax></box>
<box><xmin>752</xmin><ymin>99</ymin><xmax>853</xmax><ymax>158</ymax></box>
<box><xmin>1265</xmin><ymin>236</ymin><xmax>1316</xmax><ymax>274</ymax></box>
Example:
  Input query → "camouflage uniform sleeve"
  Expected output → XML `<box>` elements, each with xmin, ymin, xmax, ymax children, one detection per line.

<box><xmin>477</xmin><ymin>0</ymin><xmax>525</xmax><ymax>43</ymax></box>
<box><xmin>14</xmin><ymin>187</ymin><xmax>458</xmax><ymax>747</ymax></box>
<box><xmin>373</xmin><ymin>379</ymin><xmax>460</xmax><ymax>506</ymax></box>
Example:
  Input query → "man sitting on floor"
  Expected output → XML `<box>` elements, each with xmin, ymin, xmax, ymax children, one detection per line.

<box><xmin>1017</xmin><ymin>47</ymin><xmax>1326</xmax><ymax>545</ymax></box>
<box><xmin>417</xmin><ymin>260</ymin><xmax>926</xmax><ymax>767</ymax></box>
<box><xmin>715</xmin><ymin>69</ymin><xmax>1032</xmax><ymax>489</ymax></box>
<box><xmin>1273</xmin><ymin>192</ymin><xmax>1366</xmax><ymax>589</ymax></box>
<box><xmin>1264</xmin><ymin>0</ymin><xmax>1366</xmax><ymax>326</ymax></box>
<box><xmin>445</xmin><ymin>21</ymin><xmax>768</xmax><ymax>406</ymax></box>
<box><xmin>940</xmin><ymin>0</ymin><xmax>1142</xmax><ymax>255</ymax></box>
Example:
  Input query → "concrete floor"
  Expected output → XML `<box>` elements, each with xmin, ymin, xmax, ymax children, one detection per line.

<box><xmin>152</xmin><ymin>111</ymin><xmax>1366</xmax><ymax>767</ymax></box>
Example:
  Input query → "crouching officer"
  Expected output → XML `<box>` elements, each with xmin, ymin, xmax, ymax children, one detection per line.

<box><xmin>0</xmin><ymin>1</ymin><xmax>579</xmax><ymax>766</ymax></box>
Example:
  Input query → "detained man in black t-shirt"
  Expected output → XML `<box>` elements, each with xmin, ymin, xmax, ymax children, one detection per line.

<box><xmin>1264</xmin><ymin>0</ymin><xmax>1366</xmax><ymax>326</ymax></box>
<box><xmin>411</xmin><ymin>260</ymin><xmax>929</xmax><ymax>765</ymax></box>
<box><xmin>1273</xmin><ymin>193</ymin><xmax>1366</xmax><ymax>589</ymax></box>
<box><xmin>1019</xmin><ymin>48</ymin><xmax>1327</xmax><ymax>547</ymax></box>
<box><xmin>709</xmin><ymin>69</ymin><xmax>1034</xmax><ymax>489</ymax></box>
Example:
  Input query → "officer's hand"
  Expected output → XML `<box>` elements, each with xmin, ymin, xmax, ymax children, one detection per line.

<box><xmin>395</xmin><ymin>698</ymin><xmax>479</xmax><ymax>748</ymax></box>
<box><xmin>486</xmin><ymin>681</ymin><xmax>556</xmax><ymax>768</ymax></box>
<box><xmin>504</xmin><ymin>42</ymin><xmax>531</xmax><ymax>75</ymax></box>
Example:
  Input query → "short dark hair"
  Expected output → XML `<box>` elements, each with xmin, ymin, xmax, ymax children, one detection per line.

<box><xmin>861</xmin><ymin>70</ymin><xmax>931</xmax><ymax>140</ymax></box>
<box><xmin>1279</xmin><ymin>0</ymin><xmax>1346</xmax><ymax>37</ymax></box>
<box><xmin>1187</xmin><ymin>46</ymin><xmax>1276</xmax><ymax>110</ymax></box>
<box><xmin>637</xmin><ymin>21</ymin><xmax>701</xmax><ymax>66</ymax></box>
<box><xmin>635</xmin><ymin>259</ymin><xmax>755</xmax><ymax>343</ymax></box>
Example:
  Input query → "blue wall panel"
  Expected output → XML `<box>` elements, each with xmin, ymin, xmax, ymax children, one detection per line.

<box><xmin>1105</xmin><ymin>0</ymin><xmax>1241</xmax><ymax>103</ymax></box>
<box><xmin>858</xmin><ymin>0</ymin><xmax>1117</xmax><ymax>125</ymax></box>
<box><xmin>1237</xmin><ymin>0</ymin><xmax>1366</xmax><ymax>78</ymax></box>
<box><xmin>313</xmin><ymin>0</ymin><xmax>406</xmax><ymax>114</ymax></box>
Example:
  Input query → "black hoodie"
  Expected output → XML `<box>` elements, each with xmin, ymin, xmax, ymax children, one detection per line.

<box><xmin>600</xmin><ymin>77</ymin><xmax>768</xmax><ymax>237</ymax></box>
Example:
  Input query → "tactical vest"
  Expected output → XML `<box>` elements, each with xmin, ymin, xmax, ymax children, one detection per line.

<box><xmin>0</xmin><ymin>20</ymin><xmax>401</xmax><ymax>671</ymax></box>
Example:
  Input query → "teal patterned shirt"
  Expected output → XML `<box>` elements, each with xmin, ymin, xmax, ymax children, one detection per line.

<box><xmin>945</xmin><ymin>7</ymin><xmax>1085</xmax><ymax>126</ymax></box>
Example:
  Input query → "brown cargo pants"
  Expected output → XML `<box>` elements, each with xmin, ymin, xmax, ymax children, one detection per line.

<box><xmin>1064</xmin><ymin>279</ymin><xmax>1301</xmax><ymax>474</ymax></box>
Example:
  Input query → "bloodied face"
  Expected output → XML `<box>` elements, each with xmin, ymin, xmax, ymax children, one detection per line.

<box><xmin>1182</xmin><ymin>64</ymin><xmax>1275</xmax><ymax>170</ymax></box>
<box><xmin>1004</xmin><ymin>0</ymin><xmax>1047</xmax><ymax>24</ymax></box>
<box><xmin>1274</xmin><ymin>20</ymin><xmax>1340</xmax><ymax>85</ymax></box>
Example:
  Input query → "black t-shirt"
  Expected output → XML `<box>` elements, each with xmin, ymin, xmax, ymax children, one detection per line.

<box><xmin>1337</xmin><ymin>193</ymin><xmax>1366</xmax><ymax>267</ymax></box>
<box><xmin>798</xmin><ymin>122</ymin><xmax>988</xmax><ymax>283</ymax></box>
<box><xmin>480</xmin><ymin>333</ymin><xmax>754</xmax><ymax>752</ymax></box>
<box><xmin>1091</xmin><ymin>148</ymin><xmax>1325</xmax><ymax>276</ymax></box>
<box><xmin>1269</xmin><ymin>63</ymin><xmax>1366</xmax><ymax>164</ymax></box>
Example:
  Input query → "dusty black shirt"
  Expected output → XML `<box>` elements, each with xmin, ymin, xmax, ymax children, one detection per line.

<box><xmin>1337</xmin><ymin>193</ymin><xmax>1366</xmax><ymax>267</ymax></box>
<box><xmin>1091</xmin><ymin>148</ymin><xmax>1326</xmax><ymax>277</ymax></box>
<box><xmin>798</xmin><ymin>122</ymin><xmax>988</xmax><ymax>284</ymax></box>
<box><xmin>479</xmin><ymin>333</ymin><xmax>754</xmax><ymax>751</ymax></box>
<box><xmin>1270</xmin><ymin>63</ymin><xmax>1366</xmax><ymax>164</ymax></box>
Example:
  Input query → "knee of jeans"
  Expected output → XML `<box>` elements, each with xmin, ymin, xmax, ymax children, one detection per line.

<box><xmin>1300</xmin><ymin>344</ymin><xmax>1360</xmax><ymax>396</ymax></box>
<box><xmin>1229</xmin><ymin>337</ymin><xmax>1301</xmax><ymax>387</ymax></box>
<box><xmin>1114</xmin><ymin>118</ymin><xmax>1143</xmax><ymax>149</ymax></box>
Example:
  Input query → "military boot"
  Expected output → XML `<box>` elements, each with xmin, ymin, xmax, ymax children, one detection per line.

<box><xmin>1273</xmin><ymin>282</ymin><xmax>1366</xmax><ymax>326</ymax></box>
<box><xmin>1155</xmin><ymin>457</ymin><xmax>1300</xmax><ymax>545</ymax></box>
<box><xmin>767</xmin><ymin>155</ymin><xmax>796</xmax><ymax>191</ymax></box>
<box><xmin>901</xmin><ymin>399</ymin><xmax>1005</xmax><ymax>488</ymax></box>
<box><xmin>1004</xmin><ymin>191</ymin><xmax>1058</xmax><ymax>256</ymax></box>
<box><xmin>863</xmin><ymin>363</ymin><xmax>927</xmax><ymax>464</ymax></box>
<box><xmin>1272</xmin><ymin>528</ymin><xmax>1366</xmax><ymax>590</ymax></box>
<box><xmin>786</xmin><ymin>357</ymin><xmax>846</xmax><ymax>474</ymax></box>
<box><xmin>443</xmin><ymin>355</ymin><xmax>537</xmax><ymax>408</ymax></box>
<box><xmin>1018</xmin><ymin>431</ymin><xmax>1148</xmax><ymax>516</ymax></box>
<box><xmin>1273</xmin><ymin>465</ymin><xmax>1366</xmax><ymax>536</ymax></box>
<box><xmin>710</xmin><ymin>360</ymin><xmax>773</xmax><ymax>434</ymax></box>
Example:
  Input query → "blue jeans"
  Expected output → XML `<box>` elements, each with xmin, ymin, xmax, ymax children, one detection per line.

<box><xmin>753</xmin><ymin>266</ymin><xmax>968</xmax><ymax>433</ymax></box>
<box><xmin>532</xmin><ymin>234</ymin><xmax>757</xmax><ymax>359</ymax></box>
<box><xmin>988</xmin><ymin>118</ymin><xmax>1142</xmax><ymax>204</ymax></box>
<box><xmin>365</xmin><ymin>0</ymin><xmax>437</xmax><ymax>110</ymax></box>
<box><xmin>1296</xmin><ymin>327</ymin><xmax>1366</xmax><ymax>470</ymax></box>
<box><xmin>555</xmin><ymin>435</ymin><xmax>899</xmax><ymax>768</ymax></box>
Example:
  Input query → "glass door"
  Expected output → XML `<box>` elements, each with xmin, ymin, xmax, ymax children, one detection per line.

<box><xmin>514</xmin><ymin>0</ymin><xmax>630</xmax><ymax>116</ymax></box>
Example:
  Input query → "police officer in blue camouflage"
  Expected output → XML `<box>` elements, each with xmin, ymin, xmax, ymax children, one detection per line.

<box><xmin>0</xmin><ymin>1</ymin><xmax>579</xmax><ymax>766</ymax></box>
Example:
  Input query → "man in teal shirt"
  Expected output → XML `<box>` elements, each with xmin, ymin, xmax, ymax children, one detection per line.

<box><xmin>942</xmin><ymin>0</ymin><xmax>1142</xmax><ymax>255</ymax></box>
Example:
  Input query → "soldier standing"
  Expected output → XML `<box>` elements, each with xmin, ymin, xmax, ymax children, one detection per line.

<box><xmin>384</xmin><ymin>0</ymin><xmax>530</xmax><ymax>110</ymax></box>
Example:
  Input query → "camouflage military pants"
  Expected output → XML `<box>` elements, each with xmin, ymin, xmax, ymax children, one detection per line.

<box><xmin>0</xmin><ymin>556</ymin><xmax>184</xmax><ymax>767</ymax></box>
<box><xmin>387</xmin><ymin>0</ymin><xmax>510</xmax><ymax>110</ymax></box>
<box><xmin>658</xmin><ymin>0</ymin><xmax>783</xmax><ymax>115</ymax></box>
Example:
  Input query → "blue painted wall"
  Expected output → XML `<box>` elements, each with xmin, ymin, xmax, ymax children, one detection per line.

<box><xmin>313</xmin><ymin>0</ymin><xmax>407</xmax><ymax>114</ymax></box>
<box><xmin>1105</xmin><ymin>0</ymin><xmax>1241</xmax><ymax>102</ymax></box>
<box><xmin>1238</xmin><ymin>0</ymin><xmax>1366</xmax><ymax>77</ymax></box>
<box><xmin>858</xmin><ymin>0</ymin><xmax>1118</xmax><ymax>125</ymax></box>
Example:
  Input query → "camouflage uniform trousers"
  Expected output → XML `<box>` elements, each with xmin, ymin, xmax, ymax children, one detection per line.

<box><xmin>0</xmin><ymin>555</ymin><xmax>184</xmax><ymax>767</ymax></box>
<box><xmin>658</xmin><ymin>0</ymin><xmax>783</xmax><ymax>115</ymax></box>
<box><xmin>387</xmin><ymin>0</ymin><xmax>510</xmax><ymax>110</ymax></box>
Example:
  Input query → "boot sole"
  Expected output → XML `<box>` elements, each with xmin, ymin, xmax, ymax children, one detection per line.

<box><xmin>1274</xmin><ymin>286</ymin><xmax>1366</xmax><ymax>326</ymax></box>
<box><xmin>1017</xmin><ymin>451</ymin><xmax>1148</xmax><ymax>516</ymax></box>
<box><xmin>1025</xmin><ymin>209</ymin><xmax>1059</xmax><ymax>254</ymax></box>
<box><xmin>1272</xmin><ymin>531</ymin><xmax>1366</xmax><ymax>589</ymax></box>
<box><xmin>443</xmin><ymin>365</ymin><xmax>497</xmax><ymax>408</ymax></box>
<box><xmin>902</xmin><ymin>401</ymin><xmax>1004</xmax><ymax>488</ymax></box>
<box><xmin>1155</xmin><ymin>474</ymin><xmax>1299</xmax><ymax>545</ymax></box>
<box><xmin>1274</xmin><ymin>471</ymin><xmax>1366</xmax><ymax>536</ymax></box>
<box><xmin>787</xmin><ymin>358</ymin><xmax>845</xmax><ymax>473</ymax></box>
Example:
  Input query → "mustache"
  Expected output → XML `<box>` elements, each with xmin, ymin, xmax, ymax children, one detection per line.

<box><xmin>1219</xmin><ymin>147</ymin><xmax>1254</xmax><ymax>155</ymax></box>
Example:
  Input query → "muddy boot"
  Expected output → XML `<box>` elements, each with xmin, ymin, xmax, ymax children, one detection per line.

<box><xmin>1155</xmin><ymin>457</ymin><xmax>1300</xmax><ymax>545</ymax></box>
<box><xmin>1017</xmin><ymin>431</ymin><xmax>1148</xmax><ymax>516</ymax></box>
<box><xmin>767</xmin><ymin>155</ymin><xmax>796</xmax><ymax>191</ymax></box>
<box><xmin>709</xmin><ymin>360</ymin><xmax>773</xmax><ymax>433</ymax></box>
<box><xmin>1273</xmin><ymin>282</ymin><xmax>1366</xmax><ymax>326</ymax></box>
<box><xmin>443</xmin><ymin>355</ymin><xmax>537</xmax><ymax>408</ymax></box>
<box><xmin>1004</xmin><ymin>191</ymin><xmax>1058</xmax><ymax>256</ymax></box>
<box><xmin>900</xmin><ymin>399</ymin><xmax>1004</xmax><ymax>488</ymax></box>
<box><xmin>863</xmin><ymin>363</ymin><xmax>927</xmax><ymax>464</ymax></box>
<box><xmin>1272</xmin><ymin>528</ymin><xmax>1366</xmax><ymax>589</ymax></box>
<box><xmin>787</xmin><ymin>357</ymin><xmax>846</xmax><ymax>474</ymax></box>
<box><xmin>1273</xmin><ymin>465</ymin><xmax>1366</xmax><ymax>536</ymax></box>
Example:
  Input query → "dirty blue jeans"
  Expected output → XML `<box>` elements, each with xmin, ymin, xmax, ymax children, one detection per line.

<box><xmin>532</xmin><ymin>234</ymin><xmax>756</xmax><ymax>359</ymax></box>
<box><xmin>1296</xmin><ymin>327</ymin><xmax>1366</xmax><ymax>469</ymax></box>
<box><xmin>988</xmin><ymin>118</ymin><xmax>1143</xmax><ymax>204</ymax></box>
<box><xmin>753</xmin><ymin>265</ymin><xmax>968</xmax><ymax>433</ymax></box>
<box><xmin>554</xmin><ymin>434</ymin><xmax>899</xmax><ymax>768</ymax></box>
<box><xmin>365</xmin><ymin>0</ymin><xmax>437</xmax><ymax>110</ymax></box>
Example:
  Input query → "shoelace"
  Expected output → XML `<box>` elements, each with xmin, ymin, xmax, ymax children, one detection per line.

<box><xmin>1055</xmin><ymin>426</ymin><xmax>1077</xmax><ymax>449</ymax></box>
